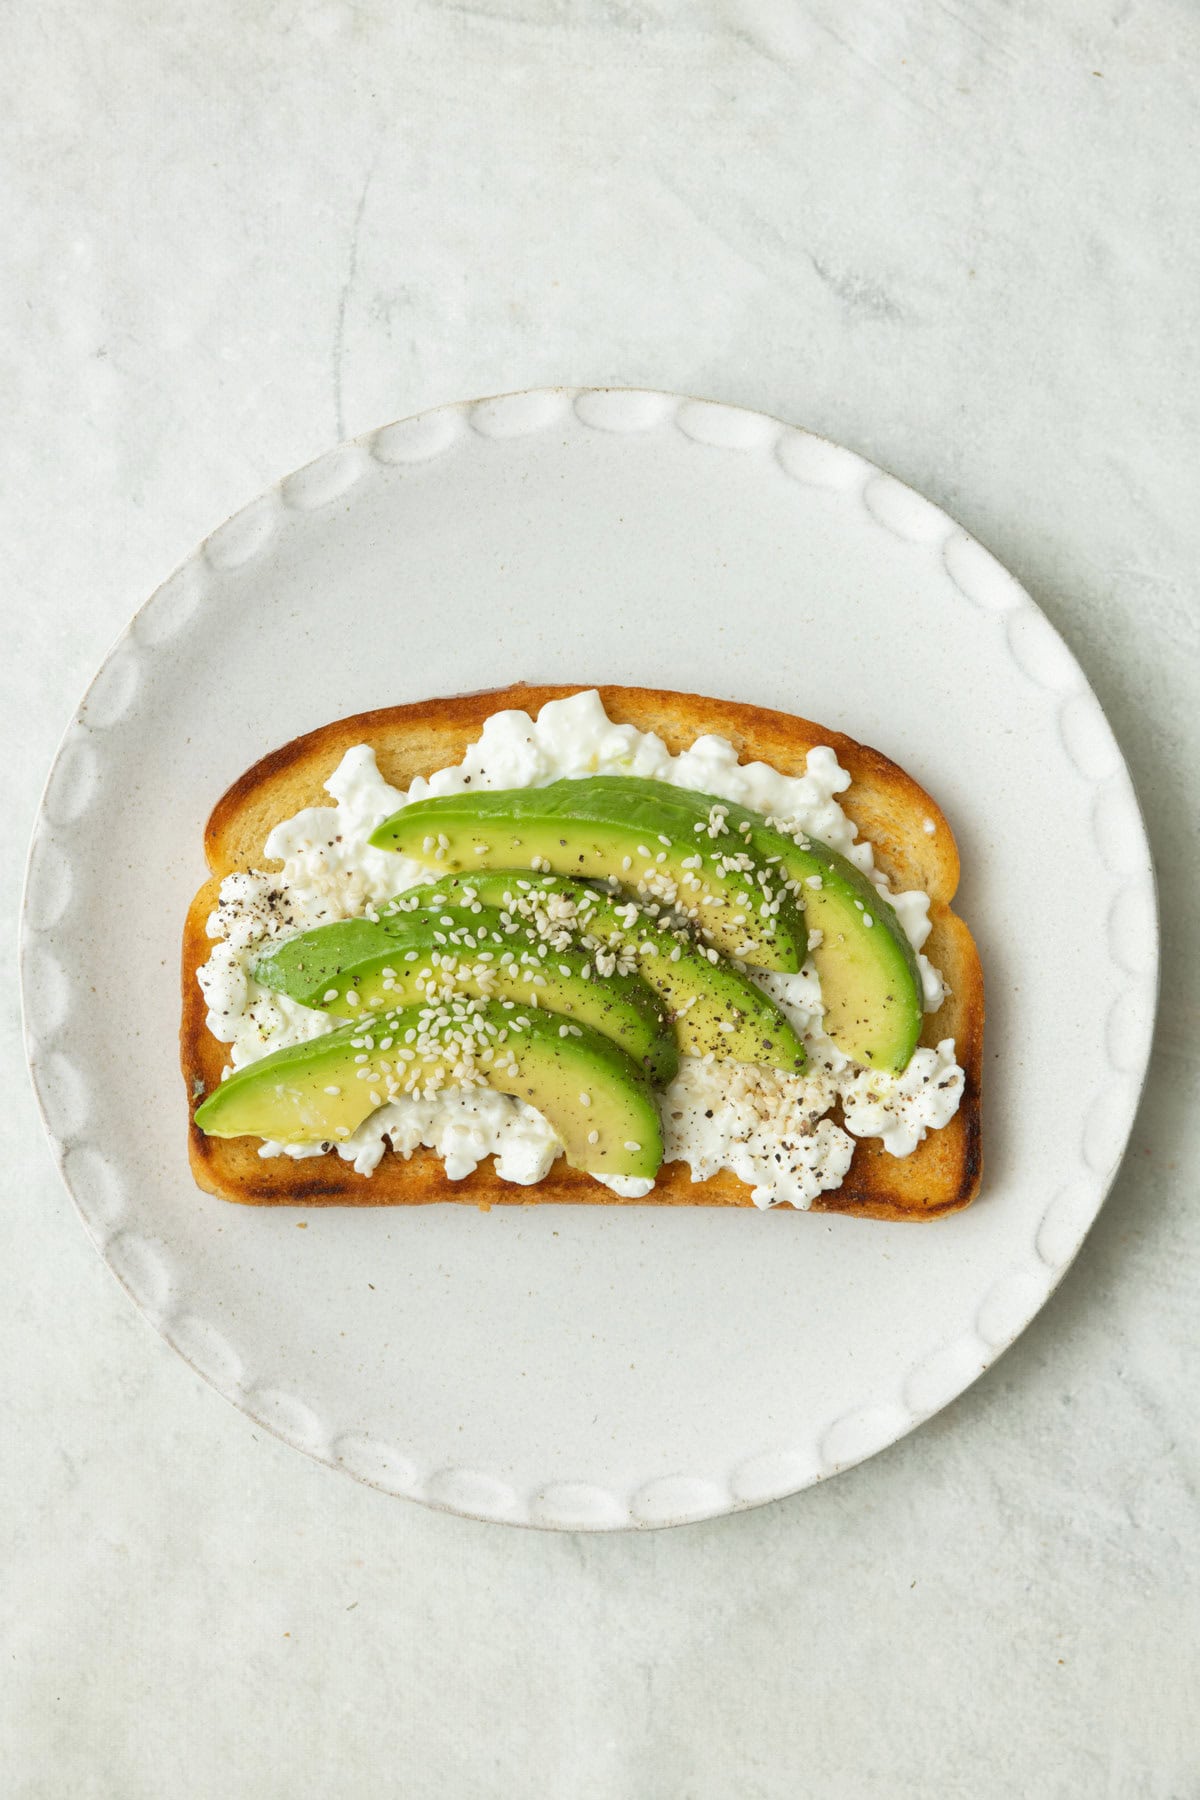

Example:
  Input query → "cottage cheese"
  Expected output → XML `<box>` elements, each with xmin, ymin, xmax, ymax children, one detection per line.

<box><xmin>197</xmin><ymin>690</ymin><xmax>964</xmax><ymax>1207</ymax></box>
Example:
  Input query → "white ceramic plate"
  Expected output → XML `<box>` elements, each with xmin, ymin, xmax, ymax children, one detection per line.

<box><xmin>22</xmin><ymin>389</ymin><xmax>1157</xmax><ymax>1530</ymax></box>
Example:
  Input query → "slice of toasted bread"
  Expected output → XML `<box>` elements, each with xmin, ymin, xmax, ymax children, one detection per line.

<box><xmin>182</xmin><ymin>685</ymin><xmax>983</xmax><ymax>1218</ymax></box>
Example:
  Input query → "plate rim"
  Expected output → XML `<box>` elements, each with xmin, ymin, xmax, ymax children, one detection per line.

<box><xmin>20</xmin><ymin>385</ymin><xmax>1161</xmax><ymax>1529</ymax></box>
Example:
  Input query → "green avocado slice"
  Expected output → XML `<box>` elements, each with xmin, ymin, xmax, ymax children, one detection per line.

<box><xmin>193</xmin><ymin>998</ymin><xmax>664</xmax><ymax>1181</ymax></box>
<box><xmin>380</xmin><ymin>872</ymin><xmax>808</xmax><ymax>1073</ymax></box>
<box><xmin>252</xmin><ymin>907</ymin><xmax>678</xmax><ymax>1085</ymax></box>
<box><xmin>586</xmin><ymin>777</ymin><xmax>925</xmax><ymax>1072</ymax></box>
<box><xmin>368</xmin><ymin>780</ymin><xmax>808</xmax><ymax>973</ymax></box>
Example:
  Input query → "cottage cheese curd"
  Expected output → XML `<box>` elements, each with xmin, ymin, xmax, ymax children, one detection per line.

<box><xmin>197</xmin><ymin>690</ymin><xmax>964</xmax><ymax>1207</ymax></box>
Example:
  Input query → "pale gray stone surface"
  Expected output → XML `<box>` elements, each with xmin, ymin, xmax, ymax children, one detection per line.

<box><xmin>3</xmin><ymin>3</ymin><xmax>1196</xmax><ymax>1794</ymax></box>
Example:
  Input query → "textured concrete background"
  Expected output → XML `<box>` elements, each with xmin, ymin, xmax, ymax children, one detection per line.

<box><xmin>4</xmin><ymin>3</ymin><xmax>1197</xmax><ymax>1795</ymax></box>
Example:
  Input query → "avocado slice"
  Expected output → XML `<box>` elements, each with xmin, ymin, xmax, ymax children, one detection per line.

<box><xmin>252</xmin><ymin>907</ymin><xmax>679</xmax><ymax>1085</ymax></box>
<box><xmin>194</xmin><ymin>997</ymin><xmax>664</xmax><ymax>1180</ymax></box>
<box><xmin>381</xmin><ymin>872</ymin><xmax>808</xmax><ymax>1073</ymax></box>
<box><xmin>585</xmin><ymin>777</ymin><xmax>925</xmax><ymax>1072</ymax></box>
<box><xmin>368</xmin><ymin>781</ymin><xmax>808</xmax><ymax>973</ymax></box>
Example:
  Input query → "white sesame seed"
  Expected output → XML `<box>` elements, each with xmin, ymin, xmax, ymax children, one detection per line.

<box><xmin>323</xmin><ymin>1085</ymin><xmax>342</xmax><ymax>1096</ymax></box>
<box><xmin>579</xmin><ymin>1092</ymin><xmax>591</xmax><ymax>1107</ymax></box>
<box><xmin>587</xmin><ymin>1129</ymin><xmax>600</xmax><ymax>1145</ymax></box>
<box><xmin>624</xmin><ymin>1140</ymin><xmax>642</xmax><ymax>1153</ymax></box>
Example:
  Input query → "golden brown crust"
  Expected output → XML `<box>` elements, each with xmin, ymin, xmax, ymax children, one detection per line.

<box><xmin>183</xmin><ymin>684</ymin><xmax>984</xmax><ymax>1218</ymax></box>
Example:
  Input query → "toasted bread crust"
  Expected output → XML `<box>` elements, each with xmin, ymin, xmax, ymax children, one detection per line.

<box><xmin>183</xmin><ymin>685</ymin><xmax>983</xmax><ymax>1218</ymax></box>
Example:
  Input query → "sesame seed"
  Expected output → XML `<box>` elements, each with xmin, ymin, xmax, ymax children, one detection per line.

<box><xmin>323</xmin><ymin>1085</ymin><xmax>342</xmax><ymax>1096</ymax></box>
<box><xmin>587</xmin><ymin>1129</ymin><xmax>600</xmax><ymax>1145</ymax></box>
<box><xmin>579</xmin><ymin>1092</ymin><xmax>591</xmax><ymax>1107</ymax></box>
<box><xmin>624</xmin><ymin>1141</ymin><xmax>642</xmax><ymax>1153</ymax></box>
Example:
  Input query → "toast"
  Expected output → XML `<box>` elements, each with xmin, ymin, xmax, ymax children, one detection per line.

<box><xmin>182</xmin><ymin>684</ymin><xmax>983</xmax><ymax>1218</ymax></box>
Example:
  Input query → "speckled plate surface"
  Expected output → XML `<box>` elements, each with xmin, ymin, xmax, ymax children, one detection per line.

<box><xmin>21</xmin><ymin>388</ymin><xmax>1157</xmax><ymax>1529</ymax></box>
